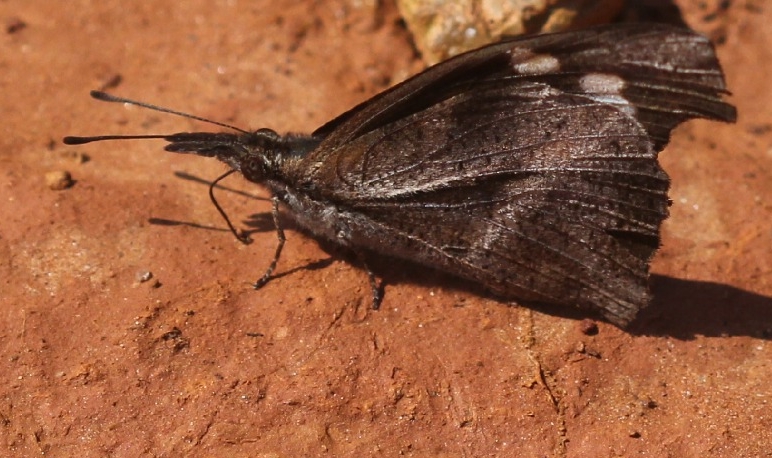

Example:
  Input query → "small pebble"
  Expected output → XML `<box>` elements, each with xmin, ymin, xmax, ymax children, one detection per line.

<box><xmin>99</xmin><ymin>73</ymin><xmax>123</xmax><ymax>91</ymax></box>
<box><xmin>45</xmin><ymin>170</ymin><xmax>74</xmax><ymax>190</ymax></box>
<box><xmin>135</xmin><ymin>270</ymin><xmax>153</xmax><ymax>283</ymax></box>
<box><xmin>579</xmin><ymin>319</ymin><xmax>598</xmax><ymax>335</ymax></box>
<box><xmin>59</xmin><ymin>150</ymin><xmax>89</xmax><ymax>164</ymax></box>
<box><xmin>6</xmin><ymin>18</ymin><xmax>27</xmax><ymax>34</ymax></box>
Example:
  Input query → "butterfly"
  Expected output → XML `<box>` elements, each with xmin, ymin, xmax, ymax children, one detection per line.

<box><xmin>65</xmin><ymin>23</ymin><xmax>736</xmax><ymax>327</ymax></box>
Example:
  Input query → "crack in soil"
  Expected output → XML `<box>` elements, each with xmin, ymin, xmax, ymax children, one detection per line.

<box><xmin>523</xmin><ymin>310</ymin><xmax>568</xmax><ymax>457</ymax></box>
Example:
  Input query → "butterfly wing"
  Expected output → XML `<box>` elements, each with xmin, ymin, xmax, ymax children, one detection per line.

<box><xmin>313</xmin><ymin>85</ymin><xmax>667</xmax><ymax>325</ymax></box>
<box><xmin>287</xmin><ymin>24</ymin><xmax>735</xmax><ymax>326</ymax></box>
<box><xmin>312</xmin><ymin>23</ymin><xmax>735</xmax><ymax>151</ymax></box>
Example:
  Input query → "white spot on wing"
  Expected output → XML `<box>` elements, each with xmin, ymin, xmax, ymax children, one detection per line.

<box><xmin>579</xmin><ymin>73</ymin><xmax>626</xmax><ymax>94</ymax></box>
<box><xmin>510</xmin><ymin>47</ymin><xmax>560</xmax><ymax>75</ymax></box>
<box><xmin>579</xmin><ymin>73</ymin><xmax>636</xmax><ymax>117</ymax></box>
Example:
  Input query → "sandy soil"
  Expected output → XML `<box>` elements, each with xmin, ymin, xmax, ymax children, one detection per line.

<box><xmin>1</xmin><ymin>0</ymin><xmax>770</xmax><ymax>456</ymax></box>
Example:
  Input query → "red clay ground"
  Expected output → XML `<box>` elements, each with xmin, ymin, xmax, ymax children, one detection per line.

<box><xmin>1</xmin><ymin>0</ymin><xmax>770</xmax><ymax>456</ymax></box>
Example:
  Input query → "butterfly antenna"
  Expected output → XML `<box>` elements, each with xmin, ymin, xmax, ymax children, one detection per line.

<box><xmin>63</xmin><ymin>90</ymin><xmax>248</xmax><ymax>145</ymax></box>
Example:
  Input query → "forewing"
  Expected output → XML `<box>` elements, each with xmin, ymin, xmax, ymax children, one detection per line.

<box><xmin>311</xmin><ymin>23</ymin><xmax>735</xmax><ymax>152</ymax></box>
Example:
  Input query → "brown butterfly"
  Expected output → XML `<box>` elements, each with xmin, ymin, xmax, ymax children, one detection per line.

<box><xmin>65</xmin><ymin>23</ymin><xmax>736</xmax><ymax>327</ymax></box>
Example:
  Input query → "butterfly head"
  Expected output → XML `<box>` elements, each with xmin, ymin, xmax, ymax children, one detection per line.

<box><xmin>163</xmin><ymin>128</ymin><xmax>284</xmax><ymax>182</ymax></box>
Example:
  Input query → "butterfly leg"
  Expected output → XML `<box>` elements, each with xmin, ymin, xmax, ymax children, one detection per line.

<box><xmin>209</xmin><ymin>169</ymin><xmax>252</xmax><ymax>245</ymax></box>
<box><xmin>354</xmin><ymin>250</ymin><xmax>383</xmax><ymax>309</ymax></box>
<box><xmin>254</xmin><ymin>195</ymin><xmax>285</xmax><ymax>290</ymax></box>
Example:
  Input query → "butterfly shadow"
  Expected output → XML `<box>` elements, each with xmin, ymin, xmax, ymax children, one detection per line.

<box><xmin>147</xmin><ymin>171</ymin><xmax>272</xmax><ymax>239</ymax></box>
<box><xmin>147</xmin><ymin>212</ymin><xmax>274</xmax><ymax>241</ymax></box>
<box><xmin>628</xmin><ymin>275</ymin><xmax>772</xmax><ymax>340</ymax></box>
<box><xmin>363</xmin><ymin>257</ymin><xmax>772</xmax><ymax>341</ymax></box>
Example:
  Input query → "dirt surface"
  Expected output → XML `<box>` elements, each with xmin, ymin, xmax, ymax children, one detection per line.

<box><xmin>1</xmin><ymin>0</ymin><xmax>770</xmax><ymax>456</ymax></box>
